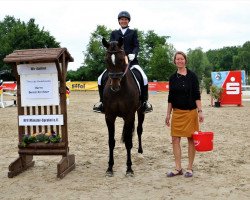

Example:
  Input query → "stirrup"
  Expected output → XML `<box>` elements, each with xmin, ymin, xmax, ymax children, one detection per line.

<box><xmin>93</xmin><ymin>102</ymin><xmax>104</xmax><ymax>113</ymax></box>
<box><xmin>142</xmin><ymin>101</ymin><xmax>153</xmax><ymax>114</ymax></box>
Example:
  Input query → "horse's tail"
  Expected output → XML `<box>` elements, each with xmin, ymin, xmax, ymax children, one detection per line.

<box><xmin>121</xmin><ymin>122</ymin><xmax>135</xmax><ymax>143</ymax></box>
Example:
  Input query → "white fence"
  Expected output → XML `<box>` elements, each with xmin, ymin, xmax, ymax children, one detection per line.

<box><xmin>242</xmin><ymin>85</ymin><xmax>250</xmax><ymax>101</ymax></box>
<box><xmin>0</xmin><ymin>81</ymin><xmax>17</xmax><ymax>108</ymax></box>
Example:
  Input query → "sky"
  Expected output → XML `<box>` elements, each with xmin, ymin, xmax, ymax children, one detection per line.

<box><xmin>1</xmin><ymin>0</ymin><xmax>250</xmax><ymax>70</ymax></box>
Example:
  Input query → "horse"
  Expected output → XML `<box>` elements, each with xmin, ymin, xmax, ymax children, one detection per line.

<box><xmin>102</xmin><ymin>37</ymin><xmax>145</xmax><ymax>176</ymax></box>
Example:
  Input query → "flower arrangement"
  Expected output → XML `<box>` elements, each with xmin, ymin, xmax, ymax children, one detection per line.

<box><xmin>210</xmin><ymin>85</ymin><xmax>223</xmax><ymax>102</ymax></box>
<box><xmin>21</xmin><ymin>131</ymin><xmax>61</xmax><ymax>147</ymax></box>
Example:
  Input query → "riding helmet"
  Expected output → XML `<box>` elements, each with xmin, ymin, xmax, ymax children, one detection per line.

<box><xmin>118</xmin><ymin>11</ymin><xmax>131</xmax><ymax>21</ymax></box>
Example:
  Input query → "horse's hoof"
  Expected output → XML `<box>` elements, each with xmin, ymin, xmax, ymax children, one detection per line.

<box><xmin>126</xmin><ymin>170</ymin><xmax>134</xmax><ymax>177</ymax></box>
<box><xmin>105</xmin><ymin>170</ymin><xmax>113</xmax><ymax>177</ymax></box>
<box><xmin>138</xmin><ymin>148</ymin><xmax>143</xmax><ymax>154</ymax></box>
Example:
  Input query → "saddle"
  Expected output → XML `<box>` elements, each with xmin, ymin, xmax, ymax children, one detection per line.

<box><xmin>129</xmin><ymin>68</ymin><xmax>142</xmax><ymax>94</ymax></box>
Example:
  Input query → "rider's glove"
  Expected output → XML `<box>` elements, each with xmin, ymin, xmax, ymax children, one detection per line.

<box><xmin>128</xmin><ymin>54</ymin><xmax>135</xmax><ymax>61</ymax></box>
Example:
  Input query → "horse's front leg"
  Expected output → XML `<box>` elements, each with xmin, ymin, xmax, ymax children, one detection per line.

<box><xmin>123</xmin><ymin>118</ymin><xmax>135</xmax><ymax>176</ymax></box>
<box><xmin>105</xmin><ymin>115</ymin><xmax>116</xmax><ymax>177</ymax></box>
<box><xmin>137</xmin><ymin>110</ymin><xmax>145</xmax><ymax>154</ymax></box>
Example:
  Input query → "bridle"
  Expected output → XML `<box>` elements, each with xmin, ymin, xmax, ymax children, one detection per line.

<box><xmin>106</xmin><ymin>49</ymin><xmax>129</xmax><ymax>80</ymax></box>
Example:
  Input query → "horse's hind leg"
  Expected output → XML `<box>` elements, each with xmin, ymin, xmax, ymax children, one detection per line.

<box><xmin>137</xmin><ymin>111</ymin><xmax>145</xmax><ymax>154</ymax></box>
<box><xmin>105</xmin><ymin>116</ymin><xmax>116</xmax><ymax>176</ymax></box>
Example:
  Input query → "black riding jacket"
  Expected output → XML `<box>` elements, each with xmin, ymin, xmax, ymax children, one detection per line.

<box><xmin>110</xmin><ymin>28</ymin><xmax>140</xmax><ymax>66</ymax></box>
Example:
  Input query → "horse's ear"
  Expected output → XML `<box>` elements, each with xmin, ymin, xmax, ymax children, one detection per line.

<box><xmin>102</xmin><ymin>38</ymin><xmax>109</xmax><ymax>48</ymax></box>
<box><xmin>118</xmin><ymin>37</ymin><xmax>124</xmax><ymax>48</ymax></box>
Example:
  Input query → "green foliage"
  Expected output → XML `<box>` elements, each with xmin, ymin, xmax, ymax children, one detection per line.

<box><xmin>187</xmin><ymin>48</ymin><xmax>204</xmax><ymax>81</ymax></box>
<box><xmin>204</xmin><ymin>77</ymin><xmax>212</xmax><ymax>94</ymax></box>
<box><xmin>148</xmin><ymin>45</ymin><xmax>175</xmax><ymax>81</ymax></box>
<box><xmin>77</xmin><ymin>27</ymin><xmax>174</xmax><ymax>81</ymax></box>
<box><xmin>206</xmin><ymin>46</ymin><xmax>238</xmax><ymax>72</ymax></box>
<box><xmin>0</xmin><ymin>15</ymin><xmax>60</xmax><ymax>80</ymax></box>
<box><xmin>21</xmin><ymin>132</ymin><xmax>61</xmax><ymax>147</ymax></box>
<box><xmin>233</xmin><ymin>41</ymin><xmax>250</xmax><ymax>75</ymax></box>
<box><xmin>187</xmin><ymin>48</ymin><xmax>212</xmax><ymax>86</ymax></box>
<box><xmin>143</xmin><ymin>31</ymin><xmax>175</xmax><ymax>81</ymax></box>
<box><xmin>79</xmin><ymin>25</ymin><xmax>111</xmax><ymax>81</ymax></box>
<box><xmin>210</xmin><ymin>85</ymin><xmax>223</xmax><ymax>101</ymax></box>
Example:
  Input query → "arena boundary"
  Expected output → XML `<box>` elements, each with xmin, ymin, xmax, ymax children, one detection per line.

<box><xmin>0</xmin><ymin>81</ymin><xmax>17</xmax><ymax>108</ymax></box>
<box><xmin>242</xmin><ymin>85</ymin><xmax>250</xmax><ymax>102</ymax></box>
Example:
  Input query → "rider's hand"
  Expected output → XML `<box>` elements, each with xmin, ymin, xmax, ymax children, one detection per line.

<box><xmin>128</xmin><ymin>54</ymin><xmax>135</xmax><ymax>61</ymax></box>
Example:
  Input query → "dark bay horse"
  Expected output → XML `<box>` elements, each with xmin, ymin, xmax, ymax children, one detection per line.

<box><xmin>102</xmin><ymin>38</ymin><xmax>145</xmax><ymax>176</ymax></box>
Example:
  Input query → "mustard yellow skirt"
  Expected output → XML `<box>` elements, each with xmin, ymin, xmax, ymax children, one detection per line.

<box><xmin>171</xmin><ymin>109</ymin><xmax>199</xmax><ymax>138</ymax></box>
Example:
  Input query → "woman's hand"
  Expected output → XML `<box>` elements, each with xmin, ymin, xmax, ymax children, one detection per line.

<box><xmin>198</xmin><ymin>112</ymin><xmax>204</xmax><ymax>123</ymax></box>
<box><xmin>165</xmin><ymin>114</ymin><xmax>171</xmax><ymax>127</ymax></box>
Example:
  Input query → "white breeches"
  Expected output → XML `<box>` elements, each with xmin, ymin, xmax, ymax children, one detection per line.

<box><xmin>98</xmin><ymin>65</ymin><xmax>148</xmax><ymax>86</ymax></box>
<box><xmin>98</xmin><ymin>69</ymin><xmax>107</xmax><ymax>85</ymax></box>
<box><xmin>130</xmin><ymin>65</ymin><xmax>148</xmax><ymax>85</ymax></box>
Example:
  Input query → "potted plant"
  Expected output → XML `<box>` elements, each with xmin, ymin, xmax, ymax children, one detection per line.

<box><xmin>210</xmin><ymin>85</ymin><xmax>223</xmax><ymax>107</ymax></box>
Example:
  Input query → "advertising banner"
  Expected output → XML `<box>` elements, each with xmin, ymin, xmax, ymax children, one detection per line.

<box><xmin>66</xmin><ymin>81</ymin><xmax>98</xmax><ymax>91</ymax></box>
<box><xmin>211</xmin><ymin>70</ymin><xmax>242</xmax><ymax>106</ymax></box>
<box><xmin>2</xmin><ymin>82</ymin><xmax>17</xmax><ymax>91</ymax></box>
<box><xmin>66</xmin><ymin>81</ymin><xmax>170</xmax><ymax>92</ymax></box>
<box><xmin>148</xmin><ymin>82</ymin><xmax>169</xmax><ymax>92</ymax></box>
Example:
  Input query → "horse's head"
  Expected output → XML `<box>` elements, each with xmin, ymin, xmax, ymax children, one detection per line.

<box><xmin>102</xmin><ymin>37</ymin><xmax>128</xmax><ymax>92</ymax></box>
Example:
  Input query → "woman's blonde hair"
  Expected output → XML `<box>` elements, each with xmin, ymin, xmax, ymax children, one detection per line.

<box><xmin>173</xmin><ymin>51</ymin><xmax>187</xmax><ymax>64</ymax></box>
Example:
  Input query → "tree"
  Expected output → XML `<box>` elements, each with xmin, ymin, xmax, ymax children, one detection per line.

<box><xmin>141</xmin><ymin>30</ymin><xmax>171</xmax><ymax>74</ymax></box>
<box><xmin>148</xmin><ymin>45</ymin><xmax>175</xmax><ymax>81</ymax></box>
<box><xmin>78</xmin><ymin>25</ymin><xmax>111</xmax><ymax>81</ymax></box>
<box><xmin>233</xmin><ymin>41</ymin><xmax>250</xmax><ymax>72</ymax></box>
<box><xmin>0</xmin><ymin>16</ymin><xmax>60</xmax><ymax>80</ymax></box>
<box><xmin>187</xmin><ymin>48</ymin><xmax>213</xmax><ymax>92</ymax></box>
<box><xmin>206</xmin><ymin>46</ymin><xmax>238</xmax><ymax>72</ymax></box>
<box><xmin>187</xmin><ymin>48</ymin><xmax>206</xmax><ymax>81</ymax></box>
<box><xmin>78</xmin><ymin>27</ymin><xmax>174</xmax><ymax>81</ymax></box>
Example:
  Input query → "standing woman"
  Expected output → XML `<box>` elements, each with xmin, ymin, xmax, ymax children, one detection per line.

<box><xmin>165</xmin><ymin>51</ymin><xmax>204</xmax><ymax>178</ymax></box>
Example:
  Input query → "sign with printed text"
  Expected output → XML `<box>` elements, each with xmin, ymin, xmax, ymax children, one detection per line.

<box><xmin>26</xmin><ymin>79</ymin><xmax>53</xmax><ymax>99</ymax></box>
<box><xmin>18</xmin><ymin>63</ymin><xmax>59</xmax><ymax>106</ymax></box>
<box><xmin>211</xmin><ymin>70</ymin><xmax>242</xmax><ymax>106</ymax></box>
<box><xmin>19</xmin><ymin>115</ymin><xmax>64</xmax><ymax>126</ymax></box>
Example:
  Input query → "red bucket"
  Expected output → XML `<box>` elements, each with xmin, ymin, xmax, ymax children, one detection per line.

<box><xmin>192</xmin><ymin>131</ymin><xmax>214</xmax><ymax>152</ymax></box>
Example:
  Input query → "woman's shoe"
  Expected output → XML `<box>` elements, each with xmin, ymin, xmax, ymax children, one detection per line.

<box><xmin>166</xmin><ymin>169</ymin><xmax>183</xmax><ymax>177</ymax></box>
<box><xmin>184</xmin><ymin>169</ymin><xmax>193</xmax><ymax>178</ymax></box>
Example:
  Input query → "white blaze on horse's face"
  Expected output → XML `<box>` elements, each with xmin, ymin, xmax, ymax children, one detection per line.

<box><xmin>111</xmin><ymin>54</ymin><xmax>115</xmax><ymax>65</ymax></box>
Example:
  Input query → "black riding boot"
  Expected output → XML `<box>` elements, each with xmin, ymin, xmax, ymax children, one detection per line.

<box><xmin>141</xmin><ymin>84</ymin><xmax>153</xmax><ymax>114</ymax></box>
<box><xmin>93</xmin><ymin>85</ymin><xmax>104</xmax><ymax>113</ymax></box>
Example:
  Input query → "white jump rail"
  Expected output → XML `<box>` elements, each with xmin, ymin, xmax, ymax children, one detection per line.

<box><xmin>0</xmin><ymin>88</ymin><xmax>4</xmax><ymax>108</ymax></box>
<box><xmin>0</xmin><ymin>81</ymin><xmax>17</xmax><ymax>108</ymax></box>
<box><xmin>242</xmin><ymin>85</ymin><xmax>250</xmax><ymax>101</ymax></box>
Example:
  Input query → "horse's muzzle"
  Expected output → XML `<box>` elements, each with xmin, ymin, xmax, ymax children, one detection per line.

<box><xmin>110</xmin><ymin>85</ymin><xmax>121</xmax><ymax>92</ymax></box>
<box><xmin>109</xmin><ymin>78</ymin><xmax>121</xmax><ymax>92</ymax></box>
<box><xmin>108</xmin><ymin>72</ymin><xmax>123</xmax><ymax>92</ymax></box>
